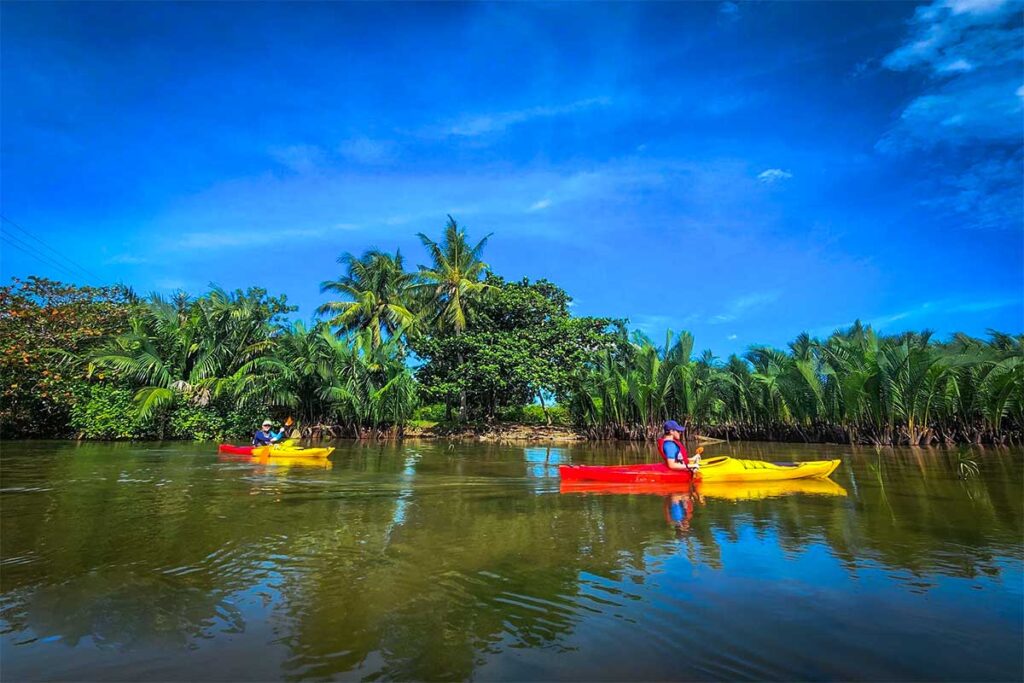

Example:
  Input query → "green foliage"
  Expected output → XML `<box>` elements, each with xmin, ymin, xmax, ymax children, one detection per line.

<box><xmin>413</xmin><ymin>275</ymin><xmax>623</xmax><ymax>421</ymax></box>
<box><xmin>91</xmin><ymin>286</ymin><xmax>294</xmax><ymax>419</ymax></box>
<box><xmin>498</xmin><ymin>404</ymin><xmax>570</xmax><ymax>426</ymax></box>
<box><xmin>0</xmin><ymin>277</ymin><xmax>136</xmax><ymax>437</ymax></box>
<box><xmin>69</xmin><ymin>383</ymin><xmax>158</xmax><ymax>439</ymax></box>
<box><xmin>5</xmin><ymin>228</ymin><xmax>1022</xmax><ymax>445</ymax></box>
<box><xmin>569</xmin><ymin>322</ymin><xmax>1024</xmax><ymax>445</ymax></box>
<box><xmin>413</xmin><ymin>216</ymin><xmax>495</xmax><ymax>336</ymax></box>
<box><xmin>317</xmin><ymin>249</ymin><xmax>417</xmax><ymax>347</ymax></box>
<box><xmin>412</xmin><ymin>403</ymin><xmax>447</xmax><ymax>422</ymax></box>
<box><xmin>267</xmin><ymin>323</ymin><xmax>418</xmax><ymax>435</ymax></box>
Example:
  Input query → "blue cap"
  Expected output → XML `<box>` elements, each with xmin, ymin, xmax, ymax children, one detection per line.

<box><xmin>664</xmin><ymin>419</ymin><xmax>686</xmax><ymax>433</ymax></box>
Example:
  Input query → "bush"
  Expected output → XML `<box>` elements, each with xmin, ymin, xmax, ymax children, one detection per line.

<box><xmin>413</xmin><ymin>403</ymin><xmax>447</xmax><ymax>422</ymax></box>
<box><xmin>69</xmin><ymin>383</ymin><xmax>159</xmax><ymax>440</ymax></box>
<box><xmin>497</xmin><ymin>403</ymin><xmax>569</xmax><ymax>425</ymax></box>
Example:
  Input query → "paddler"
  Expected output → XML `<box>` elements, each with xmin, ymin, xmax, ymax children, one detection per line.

<box><xmin>657</xmin><ymin>420</ymin><xmax>700</xmax><ymax>471</ymax></box>
<box><xmin>252</xmin><ymin>419</ymin><xmax>281</xmax><ymax>446</ymax></box>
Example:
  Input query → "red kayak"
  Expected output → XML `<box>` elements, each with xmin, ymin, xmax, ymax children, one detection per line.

<box><xmin>558</xmin><ymin>463</ymin><xmax>694</xmax><ymax>484</ymax></box>
<box><xmin>218</xmin><ymin>444</ymin><xmax>257</xmax><ymax>455</ymax></box>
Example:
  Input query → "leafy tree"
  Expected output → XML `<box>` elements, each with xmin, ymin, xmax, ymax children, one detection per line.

<box><xmin>413</xmin><ymin>276</ymin><xmax>622</xmax><ymax>422</ymax></box>
<box><xmin>0</xmin><ymin>277</ymin><xmax>136</xmax><ymax>437</ymax></box>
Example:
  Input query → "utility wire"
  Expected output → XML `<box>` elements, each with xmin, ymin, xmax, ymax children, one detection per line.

<box><xmin>0</xmin><ymin>231</ymin><xmax>87</xmax><ymax>282</ymax></box>
<box><xmin>0</xmin><ymin>214</ymin><xmax>100</xmax><ymax>282</ymax></box>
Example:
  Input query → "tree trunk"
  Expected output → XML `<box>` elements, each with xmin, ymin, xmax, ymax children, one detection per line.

<box><xmin>457</xmin><ymin>345</ymin><xmax>467</xmax><ymax>422</ymax></box>
<box><xmin>538</xmin><ymin>391</ymin><xmax>552</xmax><ymax>426</ymax></box>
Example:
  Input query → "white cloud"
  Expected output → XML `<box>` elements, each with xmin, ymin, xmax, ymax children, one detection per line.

<box><xmin>881</xmin><ymin>0</ymin><xmax>1022</xmax><ymax>149</ymax></box>
<box><xmin>727</xmin><ymin>334</ymin><xmax>738</xmax><ymax>340</ymax></box>
<box><xmin>757</xmin><ymin>168</ymin><xmax>793</xmax><ymax>184</ymax></box>
<box><xmin>719</xmin><ymin>2</ymin><xmax>740</xmax><ymax>16</ymax></box>
<box><xmin>528</xmin><ymin>198</ymin><xmax>552</xmax><ymax>212</ymax></box>
<box><xmin>444</xmin><ymin>97</ymin><xmax>611</xmax><ymax>137</ymax></box>
<box><xmin>710</xmin><ymin>291</ymin><xmax>781</xmax><ymax>324</ymax></box>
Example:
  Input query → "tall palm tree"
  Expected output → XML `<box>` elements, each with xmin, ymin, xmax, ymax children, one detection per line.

<box><xmin>317</xmin><ymin>249</ymin><xmax>417</xmax><ymax>349</ymax></box>
<box><xmin>414</xmin><ymin>216</ymin><xmax>494</xmax><ymax>336</ymax></box>
<box><xmin>414</xmin><ymin>216</ymin><xmax>495</xmax><ymax>418</ymax></box>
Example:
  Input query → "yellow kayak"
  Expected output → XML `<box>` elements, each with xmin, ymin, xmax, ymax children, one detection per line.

<box><xmin>251</xmin><ymin>445</ymin><xmax>335</xmax><ymax>458</ymax></box>
<box><xmin>698</xmin><ymin>456</ymin><xmax>840</xmax><ymax>482</ymax></box>
<box><xmin>697</xmin><ymin>478</ymin><xmax>848</xmax><ymax>500</ymax></box>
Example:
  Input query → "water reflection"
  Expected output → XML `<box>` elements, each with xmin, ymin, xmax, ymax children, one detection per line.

<box><xmin>0</xmin><ymin>441</ymin><xmax>1020</xmax><ymax>681</ymax></box>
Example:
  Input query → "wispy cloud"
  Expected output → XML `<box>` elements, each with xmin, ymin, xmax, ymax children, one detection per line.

<box><xmin>881</xmin><ymin>0</ymin><xmax>1022</xmax><ymax>149</ymax></box>
<box><xmin>443</xmin><ymin>97</ymin><xmax>611</xmax><ymax>137</ymax></box>
<box><xmin>177</xmin><ymin>227</ymin><xmax>329</xmax><ymax>250</ymax></box>
<box><xmin>338</xmin><ymin>137</ymin><xmax>396</xmax><ymax>165</ymax></box>
<box><xmin>816</xmin><ymin>296</ymin><xmax>1022</xmax><ymax>335</ymax></box>
<box><xmin>268</xmin><ymin>144</ymin><xmax>324</xmax><ymax>173</ymax></box>
<box><xmin>104</xmin><ymin>254</ymin><xmax>147</xmax><ymax>265</ymax></box>
<box><xmin>757</xmin><ymin>168</ymin><xmax>793</xmax><ymax>184</ymax></box>
<box><xmin>710</xmin><ymin>291</ymin><xmax>781</xmax><ymax>324</ymax></box>
<box><xmin>727</xmin><ymin>334</ymin><xmax>738</xmax><ymax>340</ymax></box>
<box><xmin>528</xmin><ymin>198</ymin><xmax>552</xmax><ymax>212</ymax></box>
<box><xmin>921</xmin><ymin>149</ymin><xmax>1023</xmax><ymax>229</ymax></box>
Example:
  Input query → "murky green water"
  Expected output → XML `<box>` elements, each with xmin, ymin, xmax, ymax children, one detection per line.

<box><xmin>1</xmin><ymin>440</ymin><xmax>1021</xmax><ymax>681</ymax></box>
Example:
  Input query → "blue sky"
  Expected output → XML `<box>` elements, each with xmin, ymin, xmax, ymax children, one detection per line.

<box><xmin>2</xmin><ymin>1</ymin><xmax>1021</xmax><ymax>355</ymax></box>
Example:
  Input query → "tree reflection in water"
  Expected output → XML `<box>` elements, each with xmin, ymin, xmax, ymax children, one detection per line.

<box><xmin>0</xmin><ymin>440</ymin><xmax>1020</xmax><ymax>681</ymax></box>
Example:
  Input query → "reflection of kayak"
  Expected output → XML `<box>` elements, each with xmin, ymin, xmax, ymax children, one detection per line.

<box><xmin>560</xmin><ymin>477</ymin><xmax>847</xmax><ymax>499</ymax></box>
<box><xmin>253</xmin><ymin>454</ymin><xmax>334</xmax><ymax>470</ymax></box>
<box><xmin>698</xmin><ymin>478</ymin><xmax>847</xmax><ymax>500</ymax></box>
<box><xmin>253</xmin><ymin>445</ymin><xmax>335</xmax><ymax>458</ymax></box>
<box><xmin>558</xmin><ymin>456</ymin><xmax>841</xmax><ymax>484</ymax></box>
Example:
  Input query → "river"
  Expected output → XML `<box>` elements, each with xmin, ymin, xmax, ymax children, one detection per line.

<box><xmin>1</xmin><ymin>440</ymin><xmax>1021</xmax><ymax>681</ymax></box>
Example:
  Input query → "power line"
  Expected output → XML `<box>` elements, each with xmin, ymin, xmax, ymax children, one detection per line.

<box><xmin>0</xmin><ymin>214</ymin><xmax>100</xmax><ymax>282</ymax></box>
<box><xmin>0</xmin><ymin>231</ymin><xmax>87</xmax><ymax>282</ymax></box>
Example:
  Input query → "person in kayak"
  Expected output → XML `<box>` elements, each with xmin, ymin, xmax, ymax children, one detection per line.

<box><xmin>252</xmin><ymin>419</ymin><xmax>281</xmax><ymax>446</ymax></box>
<box><xmin>658</xmin><ymin>419</ymin><xmax>699</xmax><ymax>471</ymax></box>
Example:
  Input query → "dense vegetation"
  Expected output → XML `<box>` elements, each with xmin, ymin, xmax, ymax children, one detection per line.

<box><xmin>1</xmin><ymin>217</ymin><xmax>1021</xmax><ymax>444</ymax></box>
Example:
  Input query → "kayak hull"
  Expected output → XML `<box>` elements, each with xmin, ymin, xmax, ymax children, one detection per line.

<box><xmin>217</xmin><ymin>444</ymin><xmax>335</xmax><ymax>458</ymax></box>
<box><xmin>218</xmin><ymin>444</ymin><xmax>257</xmax><ymax>455</ymax></box>
<box><xmin>558</xmin><ymin>456</ymin><xmax>841</xmax><ymax>484</ymax></box>
<box><xmin>253</xmin><ymin>446</ymin><xmax>335</xmax><ymax>458</ymax></box>
<box><xmin>560</xmin><ymin>478</ymin><xmax>848</xmax><ymax>500</ymax></box>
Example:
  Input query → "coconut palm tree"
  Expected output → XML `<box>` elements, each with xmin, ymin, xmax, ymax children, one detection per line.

<box><xmin>318</xmin><ymin>249</ymin><xmax>417</xmax><ymax>349</ymax></box>
<box><xmin>414</xmin><ymin>216</ymin><xmax>494</xmax><ymax>336</ymax></box>
<box><xmin>414</xmin><ymin>216</ymin><xmax>495</xmax><ymax>418</ymax></box>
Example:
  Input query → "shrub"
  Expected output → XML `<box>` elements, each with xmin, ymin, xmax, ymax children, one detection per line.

<box><xmin>69</xmin><ymin>383</ymin><xmax>159</xmax><ymax>440</ymax></box>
